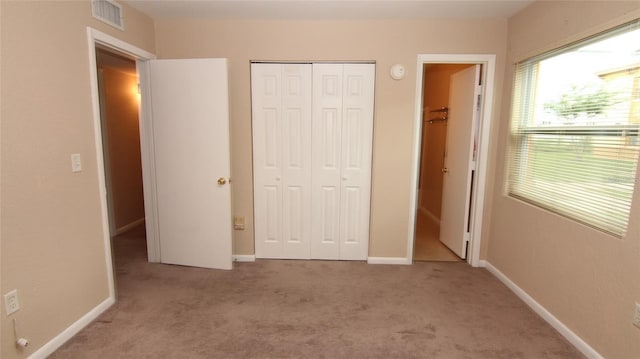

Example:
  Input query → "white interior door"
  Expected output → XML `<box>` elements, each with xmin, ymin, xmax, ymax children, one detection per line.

<box><xmin>439</xmin><ymin>65</ymin><xmax>481</xmax><ymax>259</ymax></box>
<box><xmin>148</xmin><ymin>58</ymin><xmax>232</xmax><ymax>270</ymax></box>
<box><xmin>337</xmin><ymin>64</ymin><xmax>375</xmax><ymax>260</ymax></box>
<box><xmin>252</xmin><ymin>62</ymin><xmax>374</xmax><ymax>261</ymax></box>
<box><xmin>252</xmin><ymin>63</ymin><xmax>312</xmax><ymax>259</ymax></box>
<box><xmin>311</xmin><ymin>63</ymin><xmax>374</xmax><ymax>260</ymax></box>
<box><xmin>311</xmin><ymin>64</ymin><xmax>344</xmax><ymax>259</ymax></box>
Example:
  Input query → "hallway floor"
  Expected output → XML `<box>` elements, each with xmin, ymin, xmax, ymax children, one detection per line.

<box><xmin>413</xmin><ymin>211</ymin><xmax>462</xmax><ymax>262</ymax></box>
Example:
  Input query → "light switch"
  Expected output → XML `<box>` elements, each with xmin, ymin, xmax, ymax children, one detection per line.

<box><xmin>71</xmin><ymin>154</ymin><xmax>82</xmax><ymax>173</ymax></box>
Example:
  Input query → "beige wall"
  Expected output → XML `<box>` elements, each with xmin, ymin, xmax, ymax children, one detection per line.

<box><xmin>154</xmin><ymin>18</ymin><xmax>508</xmax><ymax>257</ymax></box>
<box><xmin>488</xmin><ymin>1</ymin><xmax>640</xmax><ymax>358</ymax></box>
<box><xmin>3</xmin><ymin>1</ymin><xmax>636</xmax><ymax>357</ymax></box>
<box><xmin>0</xmin><ymin>1</ymin><xmax>155</xmax><ymax>358</ymax></box>
<box><xmin>98</xmin><ymin>66</ymin><xmax>145</xmax><ymax>231</ymax></box>
<box><xmin>419</xmin><ymin>64</ymin><xmax>471</xmax><ymax>221</ymax></box>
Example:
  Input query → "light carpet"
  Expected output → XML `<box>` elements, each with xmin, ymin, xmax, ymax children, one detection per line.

<box><xmin>50</xmin><ymin>227</ymin><xmax>584</xmax><ymax>359</ymax></box>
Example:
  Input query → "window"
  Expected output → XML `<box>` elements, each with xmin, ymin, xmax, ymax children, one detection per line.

<box><xmin>508</xmin><ymin>20</ymin><xmax>640</xmax><ymax>237</ymax></box>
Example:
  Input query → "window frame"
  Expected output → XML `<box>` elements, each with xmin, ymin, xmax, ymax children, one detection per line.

<box><xmin>507</xmin><ymin>19</ymin><xmax>640</xmax><ymax>238</ymax></box>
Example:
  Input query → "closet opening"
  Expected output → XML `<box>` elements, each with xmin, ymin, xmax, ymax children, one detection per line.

<box><xmin>414</xmin><ymin>64</ymin><xmax>473</xmax><ymax>262</ymax></box>
<box><xmin>408</xmin><ymin>54</ymin><xmax>497</xmax><ymax>267</ymax></box>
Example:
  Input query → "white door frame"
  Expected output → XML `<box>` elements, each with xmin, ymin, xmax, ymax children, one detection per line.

<box><xmin>87</xmin><ymin>28</ymin><xmax>157</xmax><ymax>300</ymax></box>
<box><xmin>407</xmin><ymin>54</ymin><xmax>496</xmax><ymax>267</ymax></box>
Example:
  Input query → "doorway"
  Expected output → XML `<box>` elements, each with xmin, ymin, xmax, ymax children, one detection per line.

<box><xmin>407</xmin><ymin>54</ymin><xmax>496</xmax><ymax>267</ymax></box>
<box><xmin>96</xmin><ymin>47</ymin><xmax>146</xmax><ymax>237</ymax></box>
<box><xmin>95</xmin><ymin>46</ymin><xmax>148</xmax><ymax>292</ymax></box>
<box><xmin>88</xmin><ymin>28</ymin><xmax>157</xmax><ymax>300</ymax></box>
<box><xmin>90</xmin><ymin>29</ymin><xmax>234</xmax><ymax>281</ymax></box>
<box><xmin>414</xmin><ymin>63</ymin><xmax>472</xmax><ymax>262</ymax></box>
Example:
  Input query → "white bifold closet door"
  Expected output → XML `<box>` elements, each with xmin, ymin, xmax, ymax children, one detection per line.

<box><xmin>311</xmin><ymin>64</ymin><xmax>374</xmax><ymax>260</ymax></box>
<box><xmin>252</xmin><ymin>63</ymin><xmax>374</xmax><ymax>261</ymax></box>
<box><xmin>252</xmin><ymin>63</ymin><xmax>313</xmax><ymax>259</ymax></box>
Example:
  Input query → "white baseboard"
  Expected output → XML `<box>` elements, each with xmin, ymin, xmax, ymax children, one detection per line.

<box><xmin>29</xmin><ymin>296</ymin><xmax>114</xmax><ymax>359</ymax></box>
<box><xmin>484</xmin><ymin>262</ymin><xmax>603</xmax><ymax>359</ymax></box>
<box><xmin>232</xmin><ymin>255</ymin><xmax>256</xmax><ymax>262</ymax></box>
<box><xmin>419</xmin><ymin>207</ymin><xmax>441</xmax><ymax>226</ymax></box>
<box><xmin>114</xmin><ymin>217</ymin><xmax>145</xmax><ymax>235</ymax></box>
<box><xmin>367</xmin><ymin>256</ymin><xmax>412</xmax><ymax>265</ymax></box>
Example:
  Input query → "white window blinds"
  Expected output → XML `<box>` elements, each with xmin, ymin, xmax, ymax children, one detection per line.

<box><xmin>508</xmin><ymin>20</ymin><xmax>640</xmax><ymax>237</ymax></box>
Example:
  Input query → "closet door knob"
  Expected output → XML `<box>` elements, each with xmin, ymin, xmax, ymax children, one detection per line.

<box><xmin>217</xmin><ymin>177</ymin><xmax>227</xmax><ymax>185</ymax></box>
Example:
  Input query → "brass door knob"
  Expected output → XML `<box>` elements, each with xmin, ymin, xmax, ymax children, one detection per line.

<box><xmin>217</xmin><ymin>177</ymin><xmax>227</xmax><ymax>185</ymax></box>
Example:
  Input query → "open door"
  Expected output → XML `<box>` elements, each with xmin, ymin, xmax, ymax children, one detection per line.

<box><xmin>145</xmin><ymin>58</ymin><xmax>232</xmax><ymax>270</ymax></box>
<box><xmin>439</xmin><ymin>65</ymin><xmax>481</xmax><ymax>259</ymax></box>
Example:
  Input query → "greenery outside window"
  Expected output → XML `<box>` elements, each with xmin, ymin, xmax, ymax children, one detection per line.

<box><xmin>508</xmin><ymin>20</ymin><xmax>640</xmax><ymax>237</ymax></box>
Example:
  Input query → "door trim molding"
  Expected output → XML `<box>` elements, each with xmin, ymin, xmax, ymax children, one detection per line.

<box><xmin>407</xmin><ymin>54</ymin><xmax>496</xmax><ymax>267</ymax></box>
<box><xmin>87</xmin><ymin>27</ymin><xmax>156</xmax><ymax>301</ymax></box>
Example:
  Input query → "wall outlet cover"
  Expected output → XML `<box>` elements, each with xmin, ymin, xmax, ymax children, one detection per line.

<box><xmin>4</xmin><ymin>290</ymin><xmax>20</xmax><ymax>316</ymax></box>
<box><xmin>233</xmin><ymin>216</ymin><xmax>245</xmax><ymax>230</ymax></box>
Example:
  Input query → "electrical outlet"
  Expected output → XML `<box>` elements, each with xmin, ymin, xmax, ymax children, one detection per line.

<box><xmin>633</xmin><ymin>302</ymin><xmax>640</xmax><ymax>329</ymax></box>
<box><xmin>4</xmin><ymin>290</ymin><xmax>20</xmax><ymax>316</ymax></box>
<box><xmin>233</xmin><ymin>216</ymin><xmax>245</xmax><ymax>230</ymax></box>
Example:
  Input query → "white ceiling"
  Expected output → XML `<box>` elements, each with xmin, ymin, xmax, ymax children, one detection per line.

<box><xmin>124</xmin><ymin>0</ymin><xmax>534</xmax><ymax>20</ymax></box>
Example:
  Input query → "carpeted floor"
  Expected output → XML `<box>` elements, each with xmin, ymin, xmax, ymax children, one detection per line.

<box><xmin>50</xmin><ymin>226</ymin><xmax>585</xmax><ymax>359</ymax></box>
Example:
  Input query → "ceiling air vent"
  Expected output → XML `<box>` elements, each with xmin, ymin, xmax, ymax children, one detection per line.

<box><xmin>92</xmin><ymin>0</ymin><xmax>124</xmax><ymax>31</ymax></box>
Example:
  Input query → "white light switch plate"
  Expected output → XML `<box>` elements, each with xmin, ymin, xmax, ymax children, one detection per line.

<box><xmin>71</xmin><ymin>153</ymin><xmax>82</xmax><ymax>172</ymax></box>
